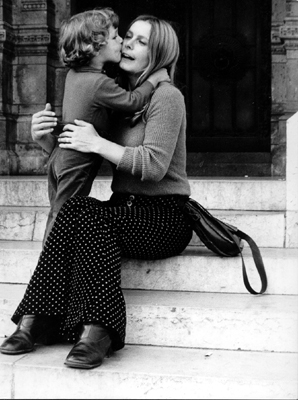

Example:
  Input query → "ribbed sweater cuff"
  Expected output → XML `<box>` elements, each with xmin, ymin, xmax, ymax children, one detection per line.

<box><xmin>117</xmin><ymin>147</ymin><xmax>135</xmax><ymax>173</ymax></box>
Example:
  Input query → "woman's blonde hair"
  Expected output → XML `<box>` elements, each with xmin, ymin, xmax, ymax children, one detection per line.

<box><xmin>59</xmin><ymin>8</ymin><xmax>119</xmax><ymax>68</ymax></box>
<box><xmin>129</xmin><ymin>15</ymin><xmax>180</xmax><ymax>87</ymax></box>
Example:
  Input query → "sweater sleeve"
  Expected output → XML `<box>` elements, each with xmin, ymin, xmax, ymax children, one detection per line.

<box><xmin>116</xmin><ymin>85</ymin><xmax>185</xmax><ymax>182</ymax></box>
<box><xmin>93</xmin><ymin>76</ymin><xmax>154</xmax><ymax>112</ymax></box>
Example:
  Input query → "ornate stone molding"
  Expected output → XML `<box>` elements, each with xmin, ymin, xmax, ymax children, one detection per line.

<box><xmin>0</xmin><ymin>30</ymin><xmax>51</xmax><ymax>45</ymax></box>
<box><xmin>280</xmin><ymin>24</ymin><xmax>298</xmax><ymax>39</ymax></box>
<box><xmin>21</xmin><ymin>0</ymin><xmax>47</xmax><ymax>11</ymax></box>
<box><xmin>278</xmin><ymin>22</ymin><xmax>298</xmax><ymax>50</ymax></box>
<box><xmin>272</xmin><ymin>44</ymin><xmax>286</xmax><ymax>55</ymax></box>
<box><xmin>15</xmin><ymin>32</ymin><xmax>51</xmax><ymax>45</ymax></box>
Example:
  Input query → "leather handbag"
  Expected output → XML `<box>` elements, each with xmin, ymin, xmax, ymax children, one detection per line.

<box><xmin>183</xmin><ymin>197</ymin><xmax>268</xmax><ymax>295</ymax></box>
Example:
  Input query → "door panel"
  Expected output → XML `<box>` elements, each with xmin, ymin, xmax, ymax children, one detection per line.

<box><xmin>189</xmin><ymin>0</ymin><xmax>271</xmax><ymax>152</ymax></box>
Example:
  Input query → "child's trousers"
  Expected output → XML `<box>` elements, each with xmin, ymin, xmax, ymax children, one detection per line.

<box><xmin>43</xmin><ymin>145</ymin><xmax>103</xmax><ymax>245</ymax></box>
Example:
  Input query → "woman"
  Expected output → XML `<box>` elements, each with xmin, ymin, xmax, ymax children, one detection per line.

<box><xmin>0</xmin><ymin>15</ymin><xmax>193</xmax><ymax>370</ymax></box>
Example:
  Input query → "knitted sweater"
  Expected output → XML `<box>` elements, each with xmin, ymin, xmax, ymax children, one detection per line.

<box><xmin>111</xmin><ymin>82</ymin><xmax>191</xmax><ymax>197</ymax></box>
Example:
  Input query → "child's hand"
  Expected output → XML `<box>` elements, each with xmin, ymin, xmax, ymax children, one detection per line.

<box><xmin>147</xmin><ymin>68</ymin><xmax>171</xmax><ymax>87</ymax></box>
<box><xmin>31</xmin><ymin>103</ymin><xmax>57</xmax><ymax>140</ymax></box>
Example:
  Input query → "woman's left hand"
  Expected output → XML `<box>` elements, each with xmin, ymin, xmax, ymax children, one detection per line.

<box><xmin>59</xmin><ymin>119</ymin><xmax>125</xmax><ymax>165</ymax></box>
<box><xmin>58</xmin><ymin>119</ymin><xmax>101</xmax><ymax>153</ymax></box>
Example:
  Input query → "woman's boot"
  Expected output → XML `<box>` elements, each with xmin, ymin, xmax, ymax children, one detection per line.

<box><xmin>0</xmin><ymin>315</ymin><xmax>60</xmax><ymax>355</ymax></box>
<box><xmin>64</xmin><ymin>323</ymin><xmax>112</xmax><ymax>369</ymax></box>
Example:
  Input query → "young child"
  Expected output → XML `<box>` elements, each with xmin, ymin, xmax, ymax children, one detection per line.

<box><xmin>43</xmin><ymin>8</ymin><xmax>168</xmax><ymax>244</ymax></box>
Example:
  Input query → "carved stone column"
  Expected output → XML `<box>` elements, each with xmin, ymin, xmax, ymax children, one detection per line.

<box><xmin>0</xmin><ymin>0</ymin><xmax>70</xmax><ymax>175</ymax></box>
<box><xmin>271</xmin><ymin>0</ymin><xmax>287</xmax><ymax>176</ymax></box>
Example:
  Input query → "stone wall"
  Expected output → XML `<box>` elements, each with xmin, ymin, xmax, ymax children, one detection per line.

<box><xmin>0</xmin><ymin>0</ymin><xmax>70</xmax><ymax>174</ymax></box>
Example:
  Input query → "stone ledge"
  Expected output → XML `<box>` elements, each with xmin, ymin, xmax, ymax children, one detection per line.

<box><xmin>0</xmin><ymin>207</ymin><xmax>286</xmax><ymax>247</ymax></box>
<box><xmin>1</xmin><ymin>242</ymin><xmax>297</xmax><ymax>296</ymax></box>
<box><xmin>1</xmin><ymin>287</ymin><xmax>297</xmax><ymax>353</ymax></box>
<box><xmin>0</xmin><ymin>344</ymin><xmax>297</xmax><ymax>400</ymax></box>
<box><xmin>0</xmin><ymin>176</ymin><xmax>287</xmax><ymax>210</ymax></box>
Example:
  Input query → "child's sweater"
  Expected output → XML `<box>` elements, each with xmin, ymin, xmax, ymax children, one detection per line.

<box><xmin>62</xmin><ymin>66</ymin><xmax>154</xmax><ymax>135</ymax></box>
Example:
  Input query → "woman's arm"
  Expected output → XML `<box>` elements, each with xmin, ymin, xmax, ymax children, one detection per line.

<box><xmin>31</xmin><ymin>103</ymin><xmax>57</xmax><ymax>154</ymax></box>
<box><xmin>58</xmin><ymin>120</ymin><xmax>125</xmax><ymax>165</ymax></box>
<box><xmin>116</xmin><ymin>85</ymin><xmax>185</xmax><ymax>181</ymax></box>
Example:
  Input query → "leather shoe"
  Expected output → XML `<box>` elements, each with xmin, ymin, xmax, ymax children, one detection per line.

<box><xmin>0</xmin><ymin>315</ymin><xmax>60</xmax><ymax>355</ymax></box>
<box><xmin>64</xmin><ymin>324</ymin><xmax>112</xmax><ymax>369</ymax></box>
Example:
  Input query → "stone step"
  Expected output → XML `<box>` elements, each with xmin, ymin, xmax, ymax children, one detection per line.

<box><xmin>1</xmin><ymin>285</ymin><xmax>297</xmax><ymax>353</ymax></box>
<box><xmin>0</xmin><ymin>344</ymin><xmax>297</xmax><ymax>399</ymax></box>
<box><xmin>0</xmin><ymin>206</ymin><xmax>285</xmax><ymax>246</ymax></box>
<box><xmin>1</xmin><ymin>241</ymin><xmax>297</xmax><ymax>295</ymax></box>
<box><xmin>0</xmin><ymin>176</ymin><xmax>286</xmax><ymax>211</ymax></box>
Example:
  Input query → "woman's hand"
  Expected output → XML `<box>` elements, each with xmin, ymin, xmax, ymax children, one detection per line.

<box><xmin>59</xmin><ymin>119</ymin><xmax>125</xmax><ymax>165</ymax></box>
<box><xmin>58</xmin><ymin>119</ymin><xmax>101</xmax><ymax>153</ymax></box>
<box><xmin>31</xmin><ymin>103</ymin><xmax>57</xmax><ymax>141</ymax></box>
<box><xmin>147</xmin><ymin>68</ymin><xmax>171</xmax><ymax>88</ymax></box>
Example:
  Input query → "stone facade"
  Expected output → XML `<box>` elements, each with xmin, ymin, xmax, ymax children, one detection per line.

<box><xmin>0</xmin><ymin>0</ymin><xmax>298</xmax><ymax>176</ymax></box>
<box><xmin>0</xmin><ymin>0</ymin><xmax>70</xmax><ymax>174</ymax></box>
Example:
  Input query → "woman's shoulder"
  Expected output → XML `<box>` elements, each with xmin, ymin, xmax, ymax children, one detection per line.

<box><xmin>149</xmin><ymin>83</ymin><xmax>185</xmax><ymax>112</ymax></box>
<box><xmin>155</xmin><ymin>82</ymin><xmax>183</xmax><ymax>95</ymax></box>
<box><xmin>153</xmin><ymin>82</ymin><xmax>184</xmax><ymax>103</ymax></box>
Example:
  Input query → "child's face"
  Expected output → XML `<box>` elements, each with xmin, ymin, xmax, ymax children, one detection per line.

<box><xmin>100</xmin><ymin>26</ymin><xmax>123</xmax><ymax>64</ymax></box>
<box><xmin>119</xmin><ymin>20</ymin><xmax>151</xmax><ymax>76</ymax></box>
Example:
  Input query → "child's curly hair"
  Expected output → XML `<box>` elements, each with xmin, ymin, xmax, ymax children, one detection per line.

<box><xmin>59</xmin><ymin>8</ymin><xmax>119</xmax><ymax>68</ymax></box>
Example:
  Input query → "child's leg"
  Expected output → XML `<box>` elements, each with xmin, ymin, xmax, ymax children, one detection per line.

<box><xmin>43</xmin><ymin>148</ymin><xmax>59</xmax><ymax>246</ymax></box>
<box><xmin>43</xmin><ymin>149</ymin><xmax>103</xmax><ymax>245</ymax></box>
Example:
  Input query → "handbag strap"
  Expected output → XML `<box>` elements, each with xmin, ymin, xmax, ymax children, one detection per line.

<box><xmin>211</xmin><ymin>217</ymin><xmax>268</xmax><ymax>294</ymax></box>
<box><xmin>198</xmin><ymin>209</ymin><xmax>268</xmax><ymax>295</ymax></box>
<box><xmin>236</xmin><ymin>229</ymin><xmax>268</xmax><ymax>295</ymax></box>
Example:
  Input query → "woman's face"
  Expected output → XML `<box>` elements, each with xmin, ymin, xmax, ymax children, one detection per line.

<box><xmin>119</xmin><ymin>20</ymin><xmax>151</xmax><ymax>76</ymax></box>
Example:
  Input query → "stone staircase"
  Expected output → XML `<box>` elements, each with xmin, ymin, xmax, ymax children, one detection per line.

<box><xmin>0</xmin><ymin>176</ymin><xmax>297</xmax><ymax>399</ymax></box>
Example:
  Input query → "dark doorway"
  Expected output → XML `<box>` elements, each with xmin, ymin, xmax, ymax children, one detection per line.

<box><xmin>73</xmin><ymin>0</ymin><xmax>272</xmax><ymax>176</ymax></box>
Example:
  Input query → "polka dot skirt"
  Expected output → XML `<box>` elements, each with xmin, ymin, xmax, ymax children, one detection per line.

<box><xmin>12</xmin><ymin>194</ymin><xmax>193</xmax><ymax>351</ymax></box>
